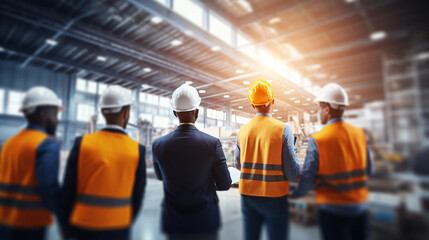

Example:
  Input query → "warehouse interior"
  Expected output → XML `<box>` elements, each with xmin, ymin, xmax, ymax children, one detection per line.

<box><xmin>1</xmin><ymin>0</ymin><xmax>429</xmax><ymax>239</ymax></box>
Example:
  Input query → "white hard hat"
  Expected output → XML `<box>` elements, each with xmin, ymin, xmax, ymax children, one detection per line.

<box><xmin>99</xmin><ymin>85</ymin><xmax>134</xmax><ymax>114</ymax></box>
<box><xmin>171</xmin><ymin>84</ymin><xmax>201</xmax><ymax>112</ymax></box>
<box><xmin>315</xmin><ymin>83</ymin><xmax>349</xmax><ymax>109</ymax></box>
<box><xmin>20</xmin><ymin>86</ymin><xmax>65</xmax><ymax>114</ymax></box>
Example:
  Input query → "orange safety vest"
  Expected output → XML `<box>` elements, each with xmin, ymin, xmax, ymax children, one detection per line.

<box><xmin>313</xmin><ymin>121</ymin><xmax>369</xmax><ymax>204</ymax></box>
<box><xmin>238</xmin><ymin>116</ymin><xmax>289</xmax><ymax>197</ymax></box>
<box><xmin>0</xmin><ymin>129</ymin><xmax>53</xmax><ymax>228</ymax></box>
<box><xmin>70</xmin><ymin>130</ymin><xmax>139</xmax><ymax>230</ymax></box>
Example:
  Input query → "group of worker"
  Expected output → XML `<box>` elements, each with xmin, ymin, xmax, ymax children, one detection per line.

<box><xmin>0</xmin><ymin>78</ymin><xmax>371</xmax><ymax>240</ymax></box>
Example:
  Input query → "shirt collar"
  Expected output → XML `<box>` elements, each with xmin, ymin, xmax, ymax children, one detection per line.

<box><xmin>104</xmin><ymin>124</ymin><xmax>126</xmax><ymax>133</ymax></box>
<box><xmin>179</xmin><ymin>123</ymin><xmax>195</xmax><ymax>126</ymax></box>
<box><xmin>26</xmin><ymin>124</ymin><xmax>47</xmax><ymax>134</ymax></box>
<box><xmin>255</xmin><ymin>113</ymin><xmax>272</xmax><ymax>117</ymax></box>
<box><xmin>327</xmin><ymin>118</ymin><xmax>344</xmax><ymax>125</ymax></box>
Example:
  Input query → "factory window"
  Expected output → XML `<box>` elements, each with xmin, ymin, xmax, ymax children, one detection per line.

<box><xmin>159</xmin><ymin>96</ymin><xmax>170</xmax><ymax>107</ymax></box>
<box><xmin>140</xmin><ymin>92</ymin><xmax>159</xmax><ymax>105</ymax></box>
<box><xmin>153</xmin><ymin>116</ymin><xmax>170</xmax><ymax>128</ymax></box>
<box><xmin>7</xmin><ymin>90</ymin><xmax>25</xmax><ymax>116</ymax></box>
<box><xmin>0</xmin><ymin>89</ymin><xmax>4</xmax><ymax>113</ymax></box>
<box><xmin>98</xmin><ymin>83</ymin><xmax>108</xmax><ymax>95</ymax></box>
<box><xmin>240</xmin><ymin>45</ymin><xmax>256</xmax><ymax>59</ymax></box>
<box><xmin>236</xmin><ymin>116</ymin><xmax>251</xmax><ymax>124</ymax></box>
<box><xmin>139</xmin><ymin>113</ymin><xmax>153</xmax><ymax>123</ymax></box>
<box><xmin>209</xmin><ymin>13</ymin><xmax>232</xmax><ymax>45</ymax></box>
<box><xmin>195</xmin><ymin>122</ymin><xmax>204</xmax><ymax>130</ymax></box>
<box><xmin>259</xmin><ymin>49</ymin><xmax>276</xmax><ymax>69</ymax></box>
<box><xmin>154</xmin><ymin>0</ymin><xmax>167</xmax><ymax>7</ymax></box>
<box><xmin>76</xmin><ymin>78</ymin><xmax>87</xmax><ymax>92</ymax></box>
<box><xmin>237</xmin><ymin>32</ymin><xmax>250</xmax><ymax>47</ymax></box>
<box><xmin>76</xmin><ymin>103</ymin><xmax>95</xmax><ymax>122</ymax></box>
<box><xmin>159</xmin><ymin>108</ymin><xmax>169</xmax><ymax>116</ymax></box>
<box><xmin>216</xmin><ymin>110</ymin><xmax>225</xmax><ymax>120</ymax></box>
<box><xmin>173</xmin><ymin>0</ymin><xmax>203</xmax><ymax>28</ymax></box>
<box><xmin>87</xmin><ymin>81</ymin><xmax>97</xmax><ymax>94</ymax></box>
<box><xmin>207</xmin><ymin>108</ymin><xmax>217</xmax><ymax>119</ymax></box>
<box><xmin>217</xmin><ymin>120</ymin><xmax>224</xmax><ymax>127</ymax></box>
<box><xmin>76</xmin><ymin>78</ymin><xmax>97</xmax><ymax>94</ymax></box>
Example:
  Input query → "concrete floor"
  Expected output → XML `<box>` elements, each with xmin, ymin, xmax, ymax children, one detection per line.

<box><xmin>48</xmin><ymin>178</ymin><xmax>320</xmax><ymax>240</ymax></box>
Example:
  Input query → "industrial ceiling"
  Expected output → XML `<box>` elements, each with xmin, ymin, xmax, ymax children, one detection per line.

<box><xmin>1</xmin><ymin>0</ymin><xmax>428</xmax><ymax>119</ymax></box>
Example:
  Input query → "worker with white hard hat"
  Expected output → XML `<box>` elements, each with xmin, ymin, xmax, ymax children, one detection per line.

<box><xmin>59</xmin><ymin>85</ymin><xmax>146</xmax><ymax>240</ymax></box>
<box><xmin>291</xmin><ymin>83</ymin><xmax>373</xmax><ymax>240</ymax></box>
<box><xmin>0</xmin><ymin>86</ymin><xmax>64</xmax><ymax>240</ymax></box>
<box><xmin>235</xmin><ymin>79</ymin><xmax>300</xmax><ymax>240</ymax></box>
<box><xmin>152</xmin><ymin>84</ymin><xmax>231</xmax><ymax>239</ymax></box>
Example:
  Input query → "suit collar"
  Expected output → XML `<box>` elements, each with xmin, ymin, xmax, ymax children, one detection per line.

<box><xmin>176</xmin><ymin>124</ymin><xmax>198</xmax><ymax>131</ymax></box>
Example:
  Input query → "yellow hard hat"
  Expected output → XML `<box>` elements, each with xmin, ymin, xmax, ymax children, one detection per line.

<box><xmin>248</xmin><ymin>79</ymin><xmax>274</xmax><ymax>106</ymax></box>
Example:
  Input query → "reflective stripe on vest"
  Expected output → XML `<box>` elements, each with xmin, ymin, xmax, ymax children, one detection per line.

<box><xmin>240</xmin><ymin>163</ymin><xmax>287</xmax><ymax>182</ymax></box>
<box><xmin>77</xmin><ymin>194</ymin><xmax>131</xmax><ymax>207</ymax></box>
<box><xmin>313</xmin><ymin>121</ymin><xmax>369</xmax><ymax>204</ymax></box>
<box><xmin>70</xmin><ymin>130</ymin><xmax>139</xmax><ymax>230</ymax></box>
<box><xmin>238</xmin><ymin>116</ymin><xmax>289</xmax><ymax>197</ymax></box>
<box><xmin>0</xmin><ymin>129</ymin><xmax>53</xmax><ymax>228</ymax></box>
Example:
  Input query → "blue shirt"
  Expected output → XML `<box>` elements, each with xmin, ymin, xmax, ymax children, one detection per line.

<box><xmin>291</xmin><ymin>118</ymin><xmax>373</xmax><ymax>216</ymax></box>
<box><xmin>27</xmin><ymin>124</ymin><xmax>60</xmax><ymax>215</ymax></box>
<box><xmin>234</xmin><ymin>113</ymin><xmax>301</xmax><ymax>182</ymax></box>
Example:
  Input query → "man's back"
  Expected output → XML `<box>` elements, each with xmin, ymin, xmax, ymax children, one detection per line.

<box><xmin>152</xmin><ymin>124</ymin><xmax>231</xmax><ymax>235</ymax></box>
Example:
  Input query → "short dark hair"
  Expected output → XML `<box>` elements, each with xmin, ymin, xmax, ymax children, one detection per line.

<box><xmin>319</xmin><ymin>102</ymin><xmax>344</xmax><ymax>118</ymax></box>
<box><xmin>25</xmin><ymin>106</ymin><xmax>57</xmax><ymax>125</ymax></box>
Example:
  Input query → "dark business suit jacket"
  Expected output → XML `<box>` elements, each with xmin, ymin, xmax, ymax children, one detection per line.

<box><xmin>152</xmin><ymin>124</ymin><xmax>231</xmax><ymax>235</ymax></box>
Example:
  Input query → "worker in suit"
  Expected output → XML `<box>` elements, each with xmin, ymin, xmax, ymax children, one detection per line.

<box><xmin>235</xmin><ymin>79</ymin><xmax>300</xmax><ymax>240</ymax></box>
<box><xmin>59</xmin><ymin>85</ymin><xmax>146</xmax><ymax>240</ymax></box>
<box><xmin>0</xmin><ymin>86</ymin><xmax>64</xmax><ymax>240</ymax></box>
<box><xmin>152</xmin><ymin>84</ymin><xmax>231</xmax><ymax>240</ymax></box>
<box><xmin>291</xmin><ymin>83</ymin><xmax>373</xmax><ymax>240</ymax></box>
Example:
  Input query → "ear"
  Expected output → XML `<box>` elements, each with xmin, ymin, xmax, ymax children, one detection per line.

<box><xmin>324</xmin><ymin>105</ymin><xmax>330</xmax><ymax>114</ymax></box>
<box><xmin>272</xmin><ymin>99</ymin><xmax>275</xmax><ymax>105</ymax></box>
<box><xmin>123</xmin><ymin>107</ymin><xmax>130</xmax><ymax>119</ymax></box>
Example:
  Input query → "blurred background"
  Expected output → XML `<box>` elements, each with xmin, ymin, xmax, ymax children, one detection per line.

<box><xmin>0</xmin><ymin>0</ymin><xmax>428</xmax><ymax>239</ymax></box>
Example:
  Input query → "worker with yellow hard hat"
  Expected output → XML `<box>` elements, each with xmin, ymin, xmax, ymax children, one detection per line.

<box><xmin>0</xmin><ymin>86</ymin><xmax>64</xmax><ymax>240</ymax></box>
<box><xmin>235</xmin><ymin>79</ymin><xmax>300</xmax><ymax>240</ymax></box>
<box><xmin>59</xmin><ymin>85</ymin><xmax>146</xmax><ymax>240</ymax></box>
<box><xmin>290</xmin><ymin>83</ymin><xmax>373</xmax><ymax>240</ymax></box>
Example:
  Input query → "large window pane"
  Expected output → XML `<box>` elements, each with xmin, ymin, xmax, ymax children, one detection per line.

<box><xmin>76</xmin><ymin>78</ymin><xmax>86</xmax><ymax>92</ymax></box>
<box><xmin>173</xmin><ymin>0</ymin><xmax>203</xmax><ymax>28</ymax></box>
<box><xmin>159</xmin><ymin>96</ymin><xmax>170</xmax><ymax>107</ymax></box>
<box><xmin>77</xmin><ymin>103</ymin><xmax>95</xmax><ymax>122</ymax></box>
<box><xmin>7</xmin><ymin>91</ymin><xmax>25</xmax><ymax>116</ymax></box>
<box><xmin>237</xmin><ymin>33</ymin><xmax>251</xmax><ymax>47</ymax></box>
<box><xmin>87</xmin><ymin>81</ymin><xmax>97</xmax><ymax>94</ymax></box>
<box><xmin>209</xmin><ymin>13</ymin><xmax>232</xmax><ymax>44</ymax></box>
<box><xmin>0</xmin><ymin>89</ymin><xmax>4</xmax><ymax>113</ymax></box>
<box><xmin>153</xmin><ymin>116</ymin><xmax>170</xmax><ymax>128</ymax></box>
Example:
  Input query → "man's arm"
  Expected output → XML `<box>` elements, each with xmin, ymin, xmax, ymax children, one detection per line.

<box><xmin>152</xmin><ymin>141</ymin><xmax>163</xmax><ymax>180</ymax></box>
<box><xmin>132</xmin><ymin>145</ymin><xmax>146</xmax><ymax>220</ymax></box>
<box><xmin>35</xmin><ymin>138</ymin><xmax>60</xmax><ymax>214</ymax></box>
<box><xmin>234</xmin><ymin>135</ymin><xmax>241</xmax><ymax>170</ymax></box>
<box><xmin>282</xmin><ymin>125</ymin><xmax>301</xmax><ymax>181</ymax></box>
<box><xmin>366</xmin><ymin>141</ymin><xmax>374</xmax><ymax>177</ymax></box>
<box><xmin>290</xmin><ymin>137</ymin><xmax>319</xmax><ymax>198</ymax></box>
<box><xmin>58</xmin><ymin>137</ymin><xmax>82</xmax><ymax>230</ymax></box>
<box><xmin>213</xmin><ymin>140</ymin><xmax>232</xmax><ymax>190</ymax></box>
